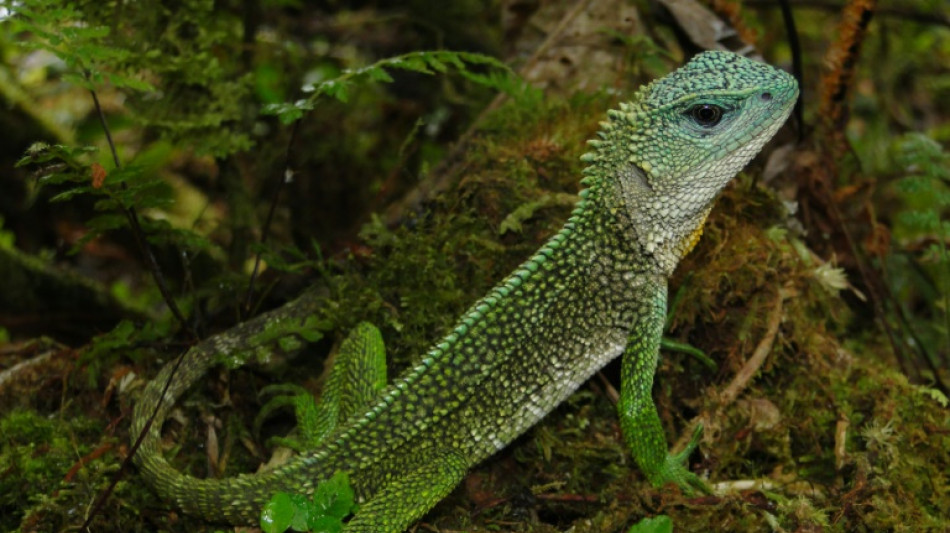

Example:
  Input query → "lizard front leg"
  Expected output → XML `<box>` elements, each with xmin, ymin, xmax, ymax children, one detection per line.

<box><xmin>618</xmin><ymin>280</ymin><xmax>709</xmax><ymax>494</ymax></box>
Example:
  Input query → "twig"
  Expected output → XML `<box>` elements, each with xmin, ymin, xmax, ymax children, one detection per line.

<box><xmin>243</xmin><ymin>119</ymin><xmax>302</xmax><ymax>317</ymax></box>
<box><xmin>88</xmin><ymin>88</ymin><xmax>194</xmax><ymax>336</ymax></box>
<box><xmin>674</xmin><ymin>287</ymin><xmax>791</xmax><ymax>451</ymax></box>
<box><xmin>81</xmin><ymin>86</ymin><xmax>198</xmax><ymax>530</ymax></box>
<box><xmin>718</xmin><ymin>288</ymin><xmax>790</xmax><ymax>407</ymax></box>
<box><xmin>778</xmin><ymin>0</ymin><xmax>804</xmax><ymax>141</ymax></box>
<box><xmin>0</xmin><ymin>349</ymin><xmax>54</xmax><ymax>393</ymax></box>
<box><xmin>746</xmin><ymin>0</ymin><xmax>950</xmax><ymax>28</ymax></box>
<box><xmin>81</xmin><ymin>350</ymin><xmax>190</xmax><ymax>530</ymax></box>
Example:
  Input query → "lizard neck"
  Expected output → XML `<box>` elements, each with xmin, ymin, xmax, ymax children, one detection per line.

<box><xmin>576</xmin><ymin>143</ymin><xmax>718</xmax><ymax>278</ymax></box>
<box><xmin>568</xmin><ymin>168</ymin><xmax>704</xmax><ymax>278</ymax></box>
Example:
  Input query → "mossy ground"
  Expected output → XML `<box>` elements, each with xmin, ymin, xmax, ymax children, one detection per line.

<box><xmin>3</xmin><ymin>69</ymin><xmax>948</xmax><ymax>533</ymax></box>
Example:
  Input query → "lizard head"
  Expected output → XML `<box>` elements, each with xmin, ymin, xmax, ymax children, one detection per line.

<box><xmin>582</xmin><ymin>51</ymin><xmax>798</xmax><ymax>274</ymax></box>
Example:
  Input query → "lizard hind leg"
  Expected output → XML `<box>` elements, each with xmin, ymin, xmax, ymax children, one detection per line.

<box><xmin>260</xmin><ymin>322</ymin><xmax>388</xmax><ymax>450</ymax></box>
<box><xmin>326</xmin><ymin>322</ymin><xmax>388</xmax><ymax>422</ymax></box>
<box><xmin>298</xmin><ymin>321</ymin><xmax>388</xmax><ymax>448</ymax></box>
<box><xmin>343</xmin><ymin>447</ymin><xmax>468</xmax><ymax>533</ymax></box>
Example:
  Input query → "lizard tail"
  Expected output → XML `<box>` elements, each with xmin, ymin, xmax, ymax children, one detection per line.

<box><xmin>131</xmin><ymin>291</ymin><xmax>325</xmax><ymax>524</ymax></box>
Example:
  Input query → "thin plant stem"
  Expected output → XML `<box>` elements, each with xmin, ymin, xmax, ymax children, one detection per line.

<box><xmin>88</xmin><ymin>87</ymin><xmax>194</xmax><ymax>336</ymax></box>
<box><xmin>243</xmin><ymin>119</ymin><xmax>302</xmax><ymax>316</ymax></box>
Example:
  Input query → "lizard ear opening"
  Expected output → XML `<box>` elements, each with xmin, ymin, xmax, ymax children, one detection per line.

<box><xmin>617</xmin><ymin>162</ymin><xmax>654</xmax><ymax>220</ymax></box>
<box><xmin>619</xmin><ymin>163</ymin><xmax>652</xmax><ymax>195</ymax></box>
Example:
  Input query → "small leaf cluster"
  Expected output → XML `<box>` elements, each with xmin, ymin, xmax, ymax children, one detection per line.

<box><xmin>890</xmin><ymin>133</ymin><xmax>950</xmax><ymax>245</ymax></box>
<box><xmin>250</xmin><ymin>315</ymin><xmax>328</xmax><ymax>354</ymax></box>
<box><xmin>114</xmin><ymin>0</ymin><xmax>256</xmax><ymax>157</ymax></box>
<box><xmin>260</xmin><ymin>471</ymin><xmax>357</xmax><ymax>533</ymax></box>
<box><xmin>628</xmin><ymin>515</ymin><xmax>673</xmax><ymax>533</ymax></box>
<box><xmin>886</xmin><ymin>132</ymin><xmax>950</xmax><ymax>373</ymax></box>
<box><xmin>263</xmin><ymin>50</ymin><xmax>515</xmax><ymax>124</ymax></box>
<box><xmin>10</xmin><ymin>0</ymin><xmax>254</xmax><ymax>156</ymax></box>
<box><xmin>14</xmin><ymin>141</ymin><xmax>216</xmax><ymax>256</ymax></box>
<box><xmin>218</xmin><ymin>313</ymin><xmax>333</xmax><ymax>372</ymax></box>
<box><xmin>77</xmin><ymin>318</ymin><xmax>172</xmax><ymax>387</ymax></box>
<box><xmin>81</xmin><ymin>318</ymin><xmax>169</xmax><ymax>362</ymax></box>
<box><xmin>9</xmin><ymin>0</ymin><xmax>155</xmax><ymax>93</ymax></box>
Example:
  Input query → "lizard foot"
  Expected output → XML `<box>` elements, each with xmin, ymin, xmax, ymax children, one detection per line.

<box><xmin>649</xmin><ymin>423</ymin><xmax>711</xmax><ymax>495</ymax></box>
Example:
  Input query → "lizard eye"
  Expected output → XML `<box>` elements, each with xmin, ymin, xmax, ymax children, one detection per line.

<box><xmin>688</xmin><ymin>104</ymin><xmax>723</xmax><ymax>127</ymax></box>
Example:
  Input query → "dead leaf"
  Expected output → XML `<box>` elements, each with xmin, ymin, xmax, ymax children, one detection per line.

<box><xmin>91</xmin><ymin>162</ymin><xmax>107</xmax><ymax>188</ymax></box>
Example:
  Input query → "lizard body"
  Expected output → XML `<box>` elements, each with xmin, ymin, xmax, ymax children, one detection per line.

<box><xmin>133</xmin><ymin>51</ymin><xmax>798</xmax><ymax>531</ymax></box>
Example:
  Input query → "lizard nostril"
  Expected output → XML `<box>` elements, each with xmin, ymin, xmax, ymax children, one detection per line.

<box><xmin>760</xmin><ymin>92</ymin><xmax>773</xmax><ymax>101</ymax></box>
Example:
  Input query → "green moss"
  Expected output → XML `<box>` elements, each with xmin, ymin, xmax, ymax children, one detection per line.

<box><xmin>0</xmin><ymin>409</ymin><xmax>101</xmax><ymax>531</ymax></box>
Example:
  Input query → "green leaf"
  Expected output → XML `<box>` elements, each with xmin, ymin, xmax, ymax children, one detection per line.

<box><xmin>261</xmin><ymin>492</ymin><xmax>295</xmax><ymax>533</ymax></box>
<box><xmin>394</xmin><ymin>55</ymin><xmax>431</xmax><ymax>74</ymax></box>
<box><xmin>17</xmin><ymin>143</ymin><xmax>96</xmax><ymax>169</ymax></box>
<box><xmin>424</xmin><ymin>55</ymin><xmax>448</xmax><ymax>73</ymax></box>
<box><xmin>311</xmin><ymin>471</ymin><xmax>357</xmax><ymax>519</ymax></box>
<box><xmin>278</xmin><ymin>335</ymin><xmax>304</xmax><ymax>353</ymax></box>
<box><xmin>628</xmin><ymin>515</ymin><xmax>673</xmax><ymax>533</ymax></box>
<box><xmin>365</xmin><ymin>66</ymin><xmax>394</xmax><ymax>83</ymax></box>
<box><xmin>104</xmin><ymin>71</ymin><xmax>156</xmax><ymax>92</ymax></box>
<box><xmin>307</xmin><ymin>515</ymin><xmax>344</xmax><ymax>533</ymax></box>
<box><xmin>916</xmin><ymin>385</ymin><xmax>949</xmax><ymax>407</ymax></box>
<box><xmin>271</xmin><ymin>50</ymin><xmax>514</xmax><ymax>125</ymax></box>
<box><xmin>499</xmin><ymin>193</ymin><xmax>579</xmax><ymax>235</ymax></box>
<box><xmin>660</xmin><ymin>338</ymin><xmax>717</xmax><ymax>370</ymax></box>
<box><xmin>288</xmin><ymin>493</ymin><xmax>312</xmax><ymax>531</ymax></box>
<box><xmin>250</xmin><ymin>314</ymin><xmax>329</xmax><ymax>357</ymax></box>
<box><xmin>295</xmin><ymin>316</ymin><xmax>325</xmax><ymax>342</ymax></box>
<box><xmin>263</xmin><ymin>100</ymin><xmax>314</xmax><ymax>125</ymax></box>
<box><xmin>62</xmin><ymin>25</ymin><xmax>111</xmax><ymax>40</ymax></box>
<box><xmin>80</xmin><ymin>319</ymin><xmax>171</xmax><ymax>367</ymax></box>
<box><xmin>61</xmin><ymin>72</ymin><xmax>96</xmax><ymax>90</ymax></box>
<box><xmin>49</xmin><ymin>186</ymin><xmax>97</xmax><ymax>204</ymax></box>
<box><xmin>321</xmin><ymin>80</ymin><xmax>349</xmax><ymax>103</ymax></box>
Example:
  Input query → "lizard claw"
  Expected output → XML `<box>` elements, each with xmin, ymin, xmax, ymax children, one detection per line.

<box><xmin>649</xmin><ymin>423</ymin><xmax>711</xmax><ymax>495</ymax></box>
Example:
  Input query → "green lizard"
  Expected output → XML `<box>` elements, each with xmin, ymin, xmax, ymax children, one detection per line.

<box><xmin>132</xmin><ymin>50</ymin><xmax>798</xmax><ymax>532</ymax></box>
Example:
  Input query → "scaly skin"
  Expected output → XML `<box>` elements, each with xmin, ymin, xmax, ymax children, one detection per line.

<box><xmin>132</xmin><ymin>51</ymin><xmax>798</xmax><ymax>531</ymax></box>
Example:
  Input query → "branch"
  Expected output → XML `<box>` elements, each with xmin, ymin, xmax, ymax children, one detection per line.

<box><xmin>674</xmin><ymin>287</ymin><xmax>792</xmax><ymax>451</ymax></box>
<box><xmin>88</xmin><ymin>88</ymin><xmax>195</xmax><ymax>337</ymax></box>
<box><xmin>243</xmin><ymin>119</ymin><xmax>302</xmax><ymax>317</ymax></box>
<box><xmin>746</xmin><ymin>0</ymin><xmax>950</xmax><ymax>28</ymax></box>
